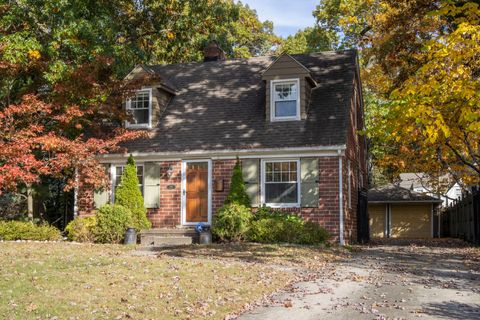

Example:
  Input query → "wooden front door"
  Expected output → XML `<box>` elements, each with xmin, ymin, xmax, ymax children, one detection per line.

<box><xmin>185</xmin><ymin>162</ymin><xmax>209</xmax><ymax>223</ymax></box>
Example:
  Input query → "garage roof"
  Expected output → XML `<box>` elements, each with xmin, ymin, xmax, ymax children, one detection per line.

<box><xmin>369</xmin><ymin>185</ymin><xmax>442</xmax><ymax>204</ymax></box>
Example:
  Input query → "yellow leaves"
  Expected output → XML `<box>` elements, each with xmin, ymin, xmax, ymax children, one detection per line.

<box><xmin>27</xmin><ymin>49</ymin><xmax>41</xmax><ymax>60</ymax></box>
<box><xmin>166</xmin><ymin>31</ymin><xmax>175</xmax><ymax>40</ymax></box>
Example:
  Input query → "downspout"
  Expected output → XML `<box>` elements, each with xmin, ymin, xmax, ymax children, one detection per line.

<box><xmin>338</xmin><ymin>149</ymin><xmax>345</xmax><ymax>245</ymax></box>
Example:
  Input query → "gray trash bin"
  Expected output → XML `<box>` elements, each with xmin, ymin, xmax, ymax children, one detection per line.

<box><xmin>124</xmin><ymin>227</ymin><xmax>137</xmax><ymax>245</ymax></box>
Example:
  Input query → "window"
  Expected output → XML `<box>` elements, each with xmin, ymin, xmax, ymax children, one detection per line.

<box><xmin>271</xmin><ymin>79</ymin><xmax>300</xmax><ymax>121</ymax></box>
<box><xmin>262</xmin><ymin>160</ymin><xmax>300</xmax><ymax>207</ymax></box>
<box><xmin>112</xmin><ymin>165</ymin><xmax>144</xmax><ymax>200</ymax></box>
<box><xmin>126</xmin><ymin>89</ymin><xmax>152</xmax><ymax>128</ymax></box>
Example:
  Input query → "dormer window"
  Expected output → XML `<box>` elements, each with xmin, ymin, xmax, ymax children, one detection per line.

<box><xmin>126</xmin><ymin>88</ymin><xmax>152</xmax><ymax>128</ymax></box>
<box><xmin>270</xmin><ymin>79</ymin><xmax>300</xmax><ymax>121</ymax></box>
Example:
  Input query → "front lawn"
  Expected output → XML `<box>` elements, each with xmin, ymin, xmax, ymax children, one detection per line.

<box><xmin>0</xmin><ymin>242</ymin><xmax>335</xmax><ymax>319</ymax></box>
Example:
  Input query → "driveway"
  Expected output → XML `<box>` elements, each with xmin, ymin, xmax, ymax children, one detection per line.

<box><xmin>239</xmin><ymin>241</ymin><xmax>480</xmax><ymax>320</ymax></box>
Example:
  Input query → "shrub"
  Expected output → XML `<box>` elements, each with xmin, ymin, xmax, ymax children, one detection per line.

<box><xmin>94</xmin><ymin>204</ymin><xmax>133</xmax><ymax>243</ymax></box>
<box><xmin>224</xmin><ymin>158</ymin><xmax>251</xmax><ymax>207</ymax></box>
<box><xmin>115</xmin><ymin>155</ymin><xmax>151</xmax><ymax>231</ymax></box>
<box><xmin>248</xmin><ymin>207</ymin><xmax>329</xmax><ymax>245</ymax></box>
<box><xmin>65</xmin><ymin>216</ymin><xmax>97</xmax><ymax>242</ymax></box>
<box><xmin>298</xmin><ymin>221</ymin><xmax>330</xmax><ymax>244</ymax></box>
<box><xmin>0</xmin><ymin>220</ymin><xmax>61</xmax><ymax>241</ymax></box>
<box><xmin>212</xmin><ymin>203</ymin><xmax>252</xmax><ymax>241</ymax></box>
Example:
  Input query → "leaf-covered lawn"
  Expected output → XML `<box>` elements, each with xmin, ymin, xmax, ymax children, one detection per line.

<box><xmin>0</xmin><ymin>242</ymin><xmax>334</xmax><ymax>320</ymax></box>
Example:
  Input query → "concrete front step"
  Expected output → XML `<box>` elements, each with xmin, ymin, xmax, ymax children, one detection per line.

<box><xmin>140</xmin><ymin>228</ymin><xmax>198</xmax><ymax>247</ymax></box>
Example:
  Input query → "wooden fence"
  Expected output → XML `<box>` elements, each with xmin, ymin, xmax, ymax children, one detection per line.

<box><xmin>441</xmin><ymin>190</ymin><xmax>480</xmax><ymax>245</ymax></box>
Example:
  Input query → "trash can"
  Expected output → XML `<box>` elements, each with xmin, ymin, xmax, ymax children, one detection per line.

<box><xmin>195</xmin><ymin>222</ymin><xmax>212</xmax><ymax>245</ymax></box>
<box><xmin>199</xmin><ymin>231</ymin><xmax>212</xmax><ymax>245</ymax></box>
<box><xmin>124</xmin><ymin>227</ymin><xmax>137</xmax><ymax>245</ymax></box>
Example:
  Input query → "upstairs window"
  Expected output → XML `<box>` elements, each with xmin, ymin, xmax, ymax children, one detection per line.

<box><xmin>126</xmin><ymin>89</ymin><xmax>152</xmax><ymax>128</ymax></box>
<box><xmin>270</xmin><ymin>79</ymin><xmax>300</xmax><ymax>121</ymax></box>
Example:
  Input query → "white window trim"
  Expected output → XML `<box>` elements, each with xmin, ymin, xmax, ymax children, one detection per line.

<box><xmin>125</xmin><ymin>88</ymin><xmax>152</xmax><ymax>129</ymax></box>
<box><xmin>110</xmin><ymin>163</ymin><xmax>145</xmax><ymax>202</ymax></box>
<box><xmin>181</xmin><ymin>159</ymin><xmax>212</xmax><ymax>226</ymax></box>
<box><xmin>270</xmin><ymin>78</ymin><xmax>301</xmax><ymax>122</ymax></box>
<box><xmin>260</xmin><ymin>159</ymin><xmax>301</xmax><ymax>208</ymax></box>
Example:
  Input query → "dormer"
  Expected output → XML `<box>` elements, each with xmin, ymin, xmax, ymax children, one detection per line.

<box><xmin>123</xmin><ymin>65</ymin><xmax>176</xmax><ymax>129</ymax></box>
<box><xmin>262</xmin><ymin>54</ymin><xmax>316</xmax><ymax>121</ymax></box>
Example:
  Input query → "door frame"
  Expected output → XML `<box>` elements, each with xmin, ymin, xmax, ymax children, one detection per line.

<box><xmin>181</xmin><ymin>159</ymin><xmax>212</xmax><ymax>226</ymax></box>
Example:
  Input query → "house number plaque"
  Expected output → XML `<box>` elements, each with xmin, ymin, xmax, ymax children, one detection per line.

<box><xmin>167</xmin><ymin>185</ymin><xmax>175</xmax><ymax>190</ymax></box>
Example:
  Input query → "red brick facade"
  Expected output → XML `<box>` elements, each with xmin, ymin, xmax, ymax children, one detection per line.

<box><xmin>76</xmin><ymin>155</ymin><xmax>365</xmax><ymax>243</ymax></box>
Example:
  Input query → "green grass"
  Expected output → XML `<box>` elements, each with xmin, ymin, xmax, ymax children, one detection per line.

<box><xmin>0</xmin><ymin>242</ymin><xmax>336</xmax><ymax>320</ymax></box>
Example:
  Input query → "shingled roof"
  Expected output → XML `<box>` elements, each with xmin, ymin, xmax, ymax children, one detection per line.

<box><xmin>369</xmin><ymin>185</ymin><xmax>442</xmax><ymax>203</ymax></box>
<box><xmin>122</xmin><ymin>50</ymin><xmax>358</xmax><ymax>153</ymax></box>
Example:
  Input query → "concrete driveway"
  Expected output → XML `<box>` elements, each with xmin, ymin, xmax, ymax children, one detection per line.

<box><xmin>239</xmin><ymin>241</ymin><xmax>480</xmax><ymax>320</ymax></box>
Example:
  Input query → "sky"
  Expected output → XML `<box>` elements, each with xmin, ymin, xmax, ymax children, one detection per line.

<box><xmin>241</xmin><ymin>0</ymin><xmax>319</xmax><ymax>38</ymax></box>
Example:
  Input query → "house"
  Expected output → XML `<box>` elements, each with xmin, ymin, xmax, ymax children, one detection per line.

<box><xmin>368</xmin><ymin>185</ymin><xmax>442</xmax><ymax>238</ymax></box>
<box><xmin>399</xmin><ymin>173</ymin><xmax>463</xmax><ymax>207</ymax></box>
<box><xmin>75</xmin><ymin>43</ymin><xmax>368</xmax><ymax>244</ymax></box>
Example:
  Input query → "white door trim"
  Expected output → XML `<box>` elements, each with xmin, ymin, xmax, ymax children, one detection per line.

<box><xmin>181</xmin><ymin>159</ymin><xmax>212</xmax><ymax>226</ymax></box>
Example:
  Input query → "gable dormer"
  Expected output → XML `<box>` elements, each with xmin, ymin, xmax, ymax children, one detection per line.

<box><xmin>123</xmin><ymin>65</ymin><xmax>176</xmax><ymax>129</ymax></box>
<box><xmin>262</xmin><ymin>54</ymin><xmax>316</xmax><ymax>121</ymax></box>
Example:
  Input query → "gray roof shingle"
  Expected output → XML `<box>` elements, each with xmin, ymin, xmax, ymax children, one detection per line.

<box><xmin>369</xmin><ymin>185</ymin><xmax>442</xmax><ymax>203</ymax></box>
<box><xmin>122</xmin><ymin>50</ymin><xmax>357</xmax><ymax>153</ymax></box>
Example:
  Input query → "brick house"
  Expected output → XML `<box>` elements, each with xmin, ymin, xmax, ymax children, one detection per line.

<box><xmin>76</xmin><ymin>44</ymin><xmax>367</xmax><ymax>244</ymax></box>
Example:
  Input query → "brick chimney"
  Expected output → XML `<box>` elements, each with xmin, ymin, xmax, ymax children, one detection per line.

<box><xmin>203</xmin><ymin>40</ymin><xmax>225</xmax><ymax>62</ymax></box>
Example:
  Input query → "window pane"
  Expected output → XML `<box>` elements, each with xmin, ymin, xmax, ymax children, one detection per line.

<box><xmin>132</xmin><ymin>109</ymin><xmax>149</xmax><ymax>124</ymax></box>
<box><xmin>290</xmin><ymin>162</ymin><xmax>297</xmax><ymax>171</ymax></box>
<box><xmin>273</xmin><ymin>162</ymin><xmax>281</xmax><ymax>171</ymax></box>
<box><xmin>266</xmin><ymin>171</ymin><xmax>273</xmax><ymax>182</ymax></box>
<box><xmin>273</xmin><ymin>172</ymin><xmax>281</xmax><ymax>182</ymax></box>
<box><xmin>265</xmin><ymin>183</ymin><xmax>298</xmax><ymax>203</ymax></box>
<box><xmin>281</xmin><ymin>172</ymin><xmax>289</xmax><ymax>181</ymax></box>
<box><xmin>274</xmin><ymin>83</ymin><xmax>297</xmax><ymax>100</ymax></box>
<box><xmin>275</xmin><ymin>101</ymin><xmax>297</xmax><ymax>117</ymax></box>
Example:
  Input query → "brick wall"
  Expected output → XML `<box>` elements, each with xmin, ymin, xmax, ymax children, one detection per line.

<box><xmin>147</xmin><ymin>161</ymin><xmax>182</xmax><ymax>227</ymax></box>
<box><xmin>76</xmin><ymin>156</ymin><xmax>350</xmax><ymax>242</ymax></box>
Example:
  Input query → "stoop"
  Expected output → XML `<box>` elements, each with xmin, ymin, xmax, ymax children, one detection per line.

<box><xmin>139</xmin><ymin>228</ymin><xmax>199</xmax><ymax>248</ymax></box>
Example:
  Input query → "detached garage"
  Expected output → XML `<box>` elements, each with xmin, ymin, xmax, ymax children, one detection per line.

<box><xmin>368</xmin><ymin>185</ymin><xmax>442</xmax><ymax>238</ymax></box>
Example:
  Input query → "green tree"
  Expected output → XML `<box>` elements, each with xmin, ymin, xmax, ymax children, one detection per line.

<box><xmin>278</xmin><ymin>27</ymin><xmax>336</xmax><ymax>54</ymax></box>
<box><xmin>224</xmin><ymin>158</ymin><xmax>251</xmax><ymax>207</ymax></box>
<box><xmin>114</xmin><ymin>155</ymin><xmax>151</xmax><ymax>231</ymax></box>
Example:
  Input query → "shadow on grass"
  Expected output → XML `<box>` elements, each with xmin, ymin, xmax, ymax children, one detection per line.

<box><xmin>153</xmin><ymin>243</ymin><xmax>335</xmax><ymax>268</ymax></box>
<box><xmin>422</xmin><ymin>302</ymin><xmax>480</xmax><ymax>319</ymax></box>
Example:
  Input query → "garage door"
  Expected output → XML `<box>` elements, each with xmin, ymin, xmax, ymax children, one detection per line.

<box><xmin>391</xmin><ymin>204</ymin><xmax>432</xmax><ymax>238</ymax></box>
<box><xmin>369</xmin><ymin>204</ymin><xmax>386</xmax><ymax>238</ymax></box>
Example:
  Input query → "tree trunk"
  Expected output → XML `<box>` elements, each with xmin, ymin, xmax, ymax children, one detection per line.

<box><xmin>27</xmin><ymin>184</ymin><xmax>34</xmax><ymax>220</ymax></box>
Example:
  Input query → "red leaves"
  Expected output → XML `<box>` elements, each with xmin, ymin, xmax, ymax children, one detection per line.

<box><xmin>0</xmin><ymin>94</ymin><xmax>143</xmax><ymax>194</ymax></box>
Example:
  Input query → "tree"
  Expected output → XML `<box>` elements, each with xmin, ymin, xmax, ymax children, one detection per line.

<box><xmin>224</xmin><ymin>158</ymin><xmax>251</xmax><ymax>207</ymax></box>
<box><xmin>278</xmin><ymin>27</ymin><xmax>335</xmax><ymax>54</ymax></box>
<box><xmin>114</xmin><ymin>155</ymin><xmax>151</xmax><ymax>231</ymax></box>
<box><xmin>314</xmin><ymin>0</ymin><xmax>480</xmax><ymax>191</ymax></box>
<box><xmin>0</xmin><ymin>0</ymin><xmax>277</xmax><ymax>218</ymax></box>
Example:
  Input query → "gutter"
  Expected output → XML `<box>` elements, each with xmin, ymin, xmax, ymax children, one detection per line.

<box><xmin>338</xmin><ymin>149</ymin><xmax>345</xmax><ymax>245</ymax></box>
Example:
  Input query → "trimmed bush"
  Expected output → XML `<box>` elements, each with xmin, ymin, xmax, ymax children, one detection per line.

<box><xmin>65</xmin><ymin>216</ymin><xmax>97</xmax><ymax>242</ymax></box>
<box><xmin>212</xmin><ymin>203</ymin><xmax>252</xmax><ymax>241</ymax></box>
<box><xmin>0</xmin><ymin>220</ymin><xmax>61</xmax><ymax>241</ymax></box>
<box><xmin>115</xmin><ymin>155</ymin><xmax>151</xmax><ymax>231</ymax></box>
<box><xmin>224</xmin><ymin>158</ymin><xmax>251</xmax><ymax>207</ymax></box>
<box><xmin>94</xmin><ymin>204</ymin><xmax>133</xmax><ymax>244</ymax></box>
<box><xmin>248</xmin><ymin>207</ymin><xmax>329</xmax><ymax>245</ymax></box>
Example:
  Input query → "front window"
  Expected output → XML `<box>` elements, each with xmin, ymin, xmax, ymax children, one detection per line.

<box><xmin>126</xmin><ymin>89</ymin><xmax>151</xmax><ymax>128</ymax></box>
<box><xmin>271</xmin><ymin>79</ymin><xmax>300</xmax><ymax>121</ymax></box>
<box><xmin>262</xmin><ymin>160</ymin><xmax>300</xmax><ymax>207</ymax></box>
<box><xmin>113</xmin><ymin>165</ymin><xmax>144</xmax><ymax>200</ymax></box>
